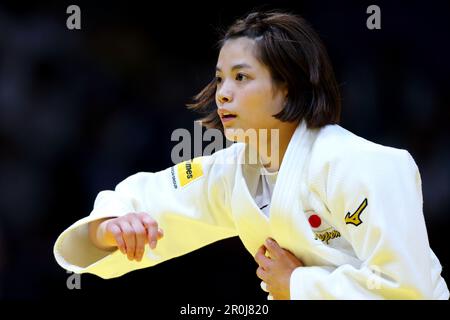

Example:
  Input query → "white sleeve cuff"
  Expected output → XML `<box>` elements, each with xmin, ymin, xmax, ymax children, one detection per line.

<box><xmin>289</xmin><ymin>266</ymin><xmax>334</xmax><ymax>300</ymax></box>
<box><xmin>260</xmin><ymin>281</ymin><xmax>269</xmax><ymax>292</ymax></box>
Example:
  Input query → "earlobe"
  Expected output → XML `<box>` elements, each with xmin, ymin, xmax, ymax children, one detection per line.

<box><xmin>282</xmin><ymin>84</ymin><xmax>288</xmax><ymax>99</ymax></box>
<box><xmin>283</xmin><ymin>90</ymin><xmax>289</xmax><ymax>103</ymax></box>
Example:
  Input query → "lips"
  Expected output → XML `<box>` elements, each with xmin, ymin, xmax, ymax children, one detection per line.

<box><xmin>220</xmin><ymin>114</ymin><xmax>237</xmax><ymax>124</ymax></box>
<box><xmin>218</xmin><ymin>109</ymin><xmax>237</xmax><ymax>122</ymax></box>
<box><xmin>221</xmin><ymin>114</ymin><xmax>237</xmax><ymax>119</ymax></box>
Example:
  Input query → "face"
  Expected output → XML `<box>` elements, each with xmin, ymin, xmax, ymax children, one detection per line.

<box><xmin>215</xmin><ymin>37</ymin><xmax>288</xmax><ymax>143</ymax></box>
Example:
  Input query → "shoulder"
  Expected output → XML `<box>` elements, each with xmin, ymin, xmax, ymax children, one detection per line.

<box><xmin>312</xmin><ymin>124</ymin><xmax>412</xmax><ymax>164</ymax></box>
<box><xmin>308</xmin><ymin>124</ymin><xmax>417</xmax><ymax>181</ymax></box>
<box><xmin>314</xmin><ymin>124</ymin><xmax>407</xmax><ymax>159</ymax></box>
<box><xmin>200</xmin><ymin>141</ymin><xmax>245</xmax><ymax>168</ymax></box>
<box><xmin>189</xmin><ymin>141</ymin><xmax>244</xmax><ymax>181</ymax></box>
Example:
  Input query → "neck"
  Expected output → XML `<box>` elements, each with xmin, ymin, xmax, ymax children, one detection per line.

<box><xmin>245</xmin><ymin>122</ymin><xmax>298</xmax><ymax>172</ymax></box>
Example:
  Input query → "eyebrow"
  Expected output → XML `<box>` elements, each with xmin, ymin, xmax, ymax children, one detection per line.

<box><xmin>216</xmin><ymin>63</ymin><xmax>252</xmax><ymax>72</ymax></box>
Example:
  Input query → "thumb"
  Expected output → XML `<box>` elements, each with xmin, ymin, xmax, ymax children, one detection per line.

<box><xmin>157</xmin><ymin>228</ymin><xmax>164</xmax><ymax>240</ymax></box>
<box><xmin>265</xmin><ymin>238</ymin><xmax>281</xmax><ymax>258</ymax></box>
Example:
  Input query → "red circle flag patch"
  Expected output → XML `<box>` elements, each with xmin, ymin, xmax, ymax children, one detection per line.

<box><xmin>308</xmin><ymin>214</ymin><xmax>322</xmax><ymax>228</ymax></box>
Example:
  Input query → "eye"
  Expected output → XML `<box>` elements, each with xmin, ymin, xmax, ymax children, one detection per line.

<box><xmin>215</xmin><ymin>76</ymin><xmax>222</xmax><ymax>83</ymax></box>
<box><xmin>235</xmin><ymin>73</ymin><xmax>248</xmax><ymax>81</ymax></box>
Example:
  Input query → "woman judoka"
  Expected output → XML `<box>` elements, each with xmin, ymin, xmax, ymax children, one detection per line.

<box><xmin>53</xmin><ymin>11</ymin><xmax>449</xmax><ymax>300</ymax></box>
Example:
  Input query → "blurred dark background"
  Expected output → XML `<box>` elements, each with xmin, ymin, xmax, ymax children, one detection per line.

<box><xmin>0</xmin><ymin>0</ymin><xmax>449</xmax><ymax>301</ymax></box>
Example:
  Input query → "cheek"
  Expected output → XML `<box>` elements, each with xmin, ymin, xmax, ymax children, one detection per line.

<box><xmin>214</xmin><ymin>91</ymin><xmax>220</xmax><ymax>106</ymax></box>
<box><xmin>240</xmin><ymin>86</ymin><xmax>272</xmax><ymax>110</ymax></box>
<box><xmin>272</xmin><ymin>93</ymin><xmax>286</xmax><ymax>113</ymax></box>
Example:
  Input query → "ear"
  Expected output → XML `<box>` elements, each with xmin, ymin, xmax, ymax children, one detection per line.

<box><xmin>277</xmin><ymin>81</ymin><xmax>288</xmax><ymax>98</ymax></box>
<box><xmin>281</xmin><ymin>83</ymin><xmax>289</xmax><ymax>100</ymax></box>
<box><xmin>272</xmin><ymin>80</ymin><xmax>288</xmax><ymax>101</ymax></box>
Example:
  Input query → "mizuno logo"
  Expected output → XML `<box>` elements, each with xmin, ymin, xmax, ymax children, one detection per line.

<box><xmin>345</xmin><ymin>198</ymin><xmax>367</xmax><ymax>226</ymax></box>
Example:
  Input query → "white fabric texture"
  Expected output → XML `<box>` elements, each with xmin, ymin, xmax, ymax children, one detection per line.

<box><xmin>53</xmin><ymin>120</ymin><xmax>449</xmax><ymax>299</ymax></box>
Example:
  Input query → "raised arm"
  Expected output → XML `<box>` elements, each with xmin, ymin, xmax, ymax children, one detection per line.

<box><xmin>54</xmin><ymin>146</ymin><xmax>241</xmax><ymax>279</ymax></box>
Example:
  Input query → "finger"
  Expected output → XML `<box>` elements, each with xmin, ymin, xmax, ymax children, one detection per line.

<box><xmin>254</xmin><ymin>246</ymin><xmax>271</xmax><ymax>269</ymax></box>
<box><xmin>254</xmin><ymin>245</ymin><xmax>266</xmax><ymax>262</ymax></box>
<box><xmin>264</xmin><ymin>238</ymin><xmax>281</xmax><ymax>259</ymax></box>
<box><xmin>119</xmin><ymin>221</ymin><xmax>136</xmax><ymax>260</ymax></box>
<box><xmin>254</xmin><ymin>244</ymin><xmax>266</xmax><ymax>257</ymax></box>
<box><xmin>130</xmin><ymin>217</ymin><xmax>147</xmax><ymax>262</ymax></box>
<box><xmin>266</xmin><ymin>283</ymin><xmax>275</xmax><ymax>296</ymax></box>
<box><xmin>140</xmin><ymin>214</ymin><xmax>159</xmax><ymax>249</ymax></box>
<box><xmin>267</xmin><ymin>294</ymin><xmax>274</xmax><ymax>300</ymax></box>
<box><xmin>108</xmin><ymin>223</ymin><xmax>126</xmax><ymax>254</ymax></box>
<box><xmin>157</xmin><ymin>227</ymin><xmax>164</xmax><ymax>240</ymax></box>
<box><xmin>256</xmin><ymin>266</ymin><xmax>269</xmax><ymax>282</ymax></box>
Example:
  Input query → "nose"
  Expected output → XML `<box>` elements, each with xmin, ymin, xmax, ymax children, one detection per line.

<box><xmin>217</xmin><ymin>94</ymin><xmax>231</xmax><ymax>104</ymax></box>
<box><xmin>216</xmin><ymin>83</ymin><xmax>233</xmax><ymax>105</ymax></box>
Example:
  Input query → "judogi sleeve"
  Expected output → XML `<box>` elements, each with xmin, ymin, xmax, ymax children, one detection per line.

<box><xmin>290</xmin><ymin>149</ymin><xmax>445</xmax><ymax>299</ymax></box>
<box><xmin>54</xmin><ymin>152</ymin><xmax>237</xmax><ymax>279</ymax></box>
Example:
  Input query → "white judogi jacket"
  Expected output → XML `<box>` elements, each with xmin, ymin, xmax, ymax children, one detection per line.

<box><xmin>53</xmin><ymin>120</ymin><xmax>449</xmax><ymax>299</ymax></box>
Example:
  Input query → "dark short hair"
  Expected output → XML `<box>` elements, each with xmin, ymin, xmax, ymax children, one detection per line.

<box><xmin>187</xmin><ymin>10</ymin><xmax>342</xmax><ymax>130</ymax></box>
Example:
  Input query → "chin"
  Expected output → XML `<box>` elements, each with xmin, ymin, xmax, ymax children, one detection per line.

<box><xmin>224</xmin><ymin>127</ymin><xmax>257</xmax><ymax>144</ymax></box>
<box><xmin>224</xmin><ymin>128</ymin><xmax>242</xmax><ymax>142</ymax></box>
